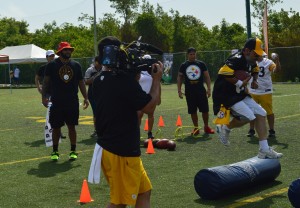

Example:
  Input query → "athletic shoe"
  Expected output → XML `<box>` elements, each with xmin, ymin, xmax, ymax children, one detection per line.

<box><xmin>216</xmin><ymin>124</ymin><xmax>230</xmax><ymax>146</ymax></box>
<box><xmin>268</xmin><ymin>129</ymin><xmax>276</xmax><ymax>138</ymax></box>
<box><xmin>69</xmin><ymin>151</ymin><xmax>78</xmax><ymax>161</ymax></box>
<box><xmin>51</xmin><ymin>151</ymin><xmax>60</xmax><ymax>161</ymax></box>
<box><xmin>191</xmin><ymin>128</ymin><xmax>200</xmax><ymax>136</ymax></box>
<box><xmin>90</xmin><ymin>131</ymin><xmax>97</xmax><ymax>138</ymax></box>
<box><xmin>204</xmin><ymin>126</ymin><xmax>215</xmax><ymax>134</ymax></box>
<box><xmin>258</xmin><ymin>147</ymin><xmax>283</xmax><ymax>159</ymax></box>
<box><xmin>147</xmin><ymin>133</ymin><xmax>154</xmax><ymax>140</ymax></box>
<box><xmin>247</xmin><ymin>129</ymin><xmax>255</xmax><ymax>137</ymax></box>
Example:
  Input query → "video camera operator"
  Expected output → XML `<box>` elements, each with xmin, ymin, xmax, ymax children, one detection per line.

<box><xmin>88</xmin><ymin>36</ymin><xmax>163</xmax><ymax>208</ymax></box>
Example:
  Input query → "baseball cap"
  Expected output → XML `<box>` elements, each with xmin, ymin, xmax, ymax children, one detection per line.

<box><xmin>46</xmin><ymin>50</ymin><xmax>55</xmax><ymax>57</ymax></box>
<box><xmin>187</xmin><ymin>47</ymin><xmax>196</xmax><ymax>54</ymax></box>
<box><xmin>244</xmin><ymin>38</ymin><xmax>265</xmax><ymax>56</ymax></box>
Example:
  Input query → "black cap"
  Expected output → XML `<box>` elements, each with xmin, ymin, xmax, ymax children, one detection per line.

<box><xmin>187</xmin><ymin>47</ymin><xmax>196</xmax><ymax>54</ymax></box>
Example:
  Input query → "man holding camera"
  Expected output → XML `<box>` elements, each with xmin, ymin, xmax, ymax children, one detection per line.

<box><xmin>90</xmin><ymin>36</ymin><xmax>162</xmax><ymax>208</ymax></box>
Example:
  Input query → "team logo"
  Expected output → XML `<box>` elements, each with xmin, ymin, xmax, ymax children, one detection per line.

<box><xmin>59</xmin><ymin>65</ymin><xmax>73</xmax><ymax>83</ymax></box>
<box><xmin>186</xmin><ymin>65</ymin><xmax>201</xmax><ymax>80</ymax></box>
<box><xmin>217</xmin><ymin>110</ymin><xmax>225</xmax><ymax>119</ymax></box>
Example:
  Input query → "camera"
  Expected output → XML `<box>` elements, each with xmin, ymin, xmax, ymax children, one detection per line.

<box><xmin>101</xmin><ymin>37</ymin><xmax>163</xmax><ymax>74</ymax></box>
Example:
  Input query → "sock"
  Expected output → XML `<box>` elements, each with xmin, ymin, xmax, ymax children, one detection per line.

<box><xmin>259</xmin><ymin>139</ymin><xmax>269</xmax><ymax>151</ymax></box>
<box><xmin>71</xmin><ymin>144</ymin><xmax>76</xmax><ymax>152</ymax></box>
<box><xmin>53</xmin><ymin>145</ymin><xmax>58</xmax><ymax>152</ymax></box>
<box><xmin>224</xmin><ymin>125</ymin><xmax>231</xmax><ymax>131</ymax></box>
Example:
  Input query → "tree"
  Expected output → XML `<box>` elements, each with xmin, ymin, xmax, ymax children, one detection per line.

<box><xmin>268</xmin><ymin>9</ymin><xmax>300</xmax><ymax>46</ymax></box>
<box><xmin>172</xmin><ymin>12</ymin><xmax>210</xmax><ymax>52</ymax></box>
<box><xmin>108</xmin><ymin>0</ymin><xmax>139</xmax><ymax>25</ymax></box>
<box><xmin>251</xmin><ymin>0</ymin><xmax>283</xmax><ymax>19</ymax></box>
<box><xmin>0</xmin><ymin>17</ymin><xmax>31</xmax><ymax>48</ymax></box>
<box><xmin>209</xmin><ymin>19</ymin><xmax>246</xmax><ymax>50</ymax></box>
<box><xmin>134</xmin><ymin>3</ymin><xmax>173</xmax><ymax>52</ymax></box>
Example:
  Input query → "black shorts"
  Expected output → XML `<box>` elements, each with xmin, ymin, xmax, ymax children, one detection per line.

<box><xmin>185</xmin><ymin>92</ymin><xmax>209</xmax><ymax>114</ymax></box>
<box><xmin>49</xmin><ymin>104</ymin><xmax>79</xmax><ymax>128</ymax></box>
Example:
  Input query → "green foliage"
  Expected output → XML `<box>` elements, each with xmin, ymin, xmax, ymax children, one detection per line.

<box><xmin>108</xmin><ymin>0</ymin><xmax>139</xmax><ymax>24</ymax></box>
<box><xmin>0</xmin><ymin>17</ymin><xmax>32</xmax><ymax>48</ymax></box>
<box><xmin>268</xmin><ymin>10</ymin><xmax>300</xmax><ymax>46</ymax></box>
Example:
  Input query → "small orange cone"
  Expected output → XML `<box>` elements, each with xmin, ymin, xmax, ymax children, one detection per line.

<box><xmin>78</xmin><ymin>179</ymin><xmax>94</xmax><ymax>203</ymax></box>
<box><xmin>176</xmin><ymin>115</ymin><xmax>182</xmax><ymax>127</ymax></box>
<box><xmin>144</xmin><ymin>119</ymin><xmax>149</xmax><ymax>131</ymax></box>
<box><xmin>158</xmin><ymin>116</ymin><xmax>165</xmax><ymax>127</ymax></box>
<box><xmin>146</xmin><ymin>139</ymin><xmax>155</xmax><ymax>154</ymax></box>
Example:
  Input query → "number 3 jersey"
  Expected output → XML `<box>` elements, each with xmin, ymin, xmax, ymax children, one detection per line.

<box><xmin>249</xmin><ymin>58</ymin><xmax>276</xmax><ymax>95</ymax></box>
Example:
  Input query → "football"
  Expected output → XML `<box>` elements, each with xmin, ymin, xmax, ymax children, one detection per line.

<box><xmin>271</xmin><ymin>53</ymin><xmax>278</xmax><ymax>60</ymax></box>
<box><xmin>152</xmin><ymin>139</ymin><xmax>161</xmax><ymax>148</ymax></box>
<box><xmin>234</xmin><ymin>70</ymin><xmax>251</xmax><ymax>81</ymax></box>
<box><xmin>156</xmin><ymin>138</ymin><xmax>170</xmax><ymax>149</ymax></box>
<box><xmin>167</xmin><ymin>140</ymin><xmax>176</xmax><ymax>151</ymax></box>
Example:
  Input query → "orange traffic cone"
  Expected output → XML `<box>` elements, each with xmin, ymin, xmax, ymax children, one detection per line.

<box><xmin>78</xmin><ymin>179</ymin><xmax>94</xmax><ymax>203</ymax></box>
<box><xmin>146</xmin><ymin>139</ymin><xmax>155</xmax><ymax>154</ymax></box>
<box><xmin>176</xmin><ymin>115</ymin><xmax>182</xmax><ymax>127</ymax></box>
<box><xmin>144</xmin><ymin>119</ymin><xmax>149</xmax><ymax>131</ymax></box>
<box><xmin>158</xmin><ymin>116</ymin><xmax>165</xmax><ymax>127</ymax></box>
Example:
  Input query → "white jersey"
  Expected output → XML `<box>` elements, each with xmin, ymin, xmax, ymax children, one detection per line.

<box><xmin>249</xmin><ymin>58</ymin><xmax>276</xmax><ymax>95</ymax></box>
<box><xmin>139</xmin><ymin>71</ymin><xmax>152</xmax><ymax>93</ymax></box>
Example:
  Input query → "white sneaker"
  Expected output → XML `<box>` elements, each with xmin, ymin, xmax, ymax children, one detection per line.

<box><xmin>258</xmin><ymin>147</ymin><xmax>283</xmax><ymax>159</ymax></box>
<box><xmin>216</xmin><ymin>124</ymin><xmax>230</xmax><ymax>146</ymax></box>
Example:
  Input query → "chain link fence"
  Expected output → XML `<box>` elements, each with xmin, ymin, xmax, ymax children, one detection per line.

<box><xmin>1</xmin><ymin>47</ymin><xmax>299</xmax><ymax>85</ymax></box>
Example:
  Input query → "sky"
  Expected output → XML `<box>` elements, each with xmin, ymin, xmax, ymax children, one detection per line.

<box><xmin>0</xmin><ymin>0</ymin><xmax>299</xmax><ymax>34</ymax></box>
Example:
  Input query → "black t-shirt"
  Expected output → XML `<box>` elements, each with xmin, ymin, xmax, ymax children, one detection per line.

<box><xmin>36</xmin><ymin>64</ymin><xmax>47</xmax><ymax>83</ymax></box>
<box><xmin>179</xmin><ymin>60</ymin><xmax>207</xmax><ymax>94</ymax></box>
<box><xmin>44</xmin><ymin>58</ymin><xmax>83</xmax><ymax>107</ymax></box>
<box><xmin>93</xmin><ymin>70</ymin><xmax>151</xmax><ymax>157</ymax></box>
<box><xmin>213</xmin><ymin>52</ymin><xmax>258</xmax><ymax>109</ymax></box>
<box><xmin>37</xmin><ymin>63</ymin><xmax>53</xmax><ymax>95</ymax></box>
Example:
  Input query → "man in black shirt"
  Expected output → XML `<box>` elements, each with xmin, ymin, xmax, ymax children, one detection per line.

<box><xmin>177</xmin><ymin>47</ymin><xmax>214</xmax><ymax>136</ymax></box>
<box><xmin>91</xmin><ymin>36</ymin><xmax>162</xmax><ymax>208</ymax></box>
<box><xmin>42</xmin><ymin>42</ymin><xmax>89</xmax><ymax>161</ymax></box>
<box><xmin>35</xmin><ymin>50</ymin><xmax>55</xmax><ymax>94</ymax></box>
<box><xmin>84</xmin><ymin>56</ymin><xmax>102</xmax><ymax>138</ymax></box>
<box><xmin>35</xmin><ymin>50</ymin><xmax>66</xmax><ymax>139</ymax></box>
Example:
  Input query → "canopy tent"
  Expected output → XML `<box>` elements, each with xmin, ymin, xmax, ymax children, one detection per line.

<box><xmin>0</xmin><ymin>54</ymin><xmax>12</xmax><ymax>93</ymax></box>
<box><xmin>0</xmin><ymin>44</ymin><xmax>48</xmax><ymax>64</ymax></box>
<box><xmin>0</xmin><ymin>54</ymin><xmax>9</xmax><ymax>63</ymax></box>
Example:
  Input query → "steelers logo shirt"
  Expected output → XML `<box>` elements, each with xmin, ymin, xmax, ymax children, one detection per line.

<box><xmin>179</xmin><ymin>60</ymin><xmax>208</xmax><ymax>92</ymax></box>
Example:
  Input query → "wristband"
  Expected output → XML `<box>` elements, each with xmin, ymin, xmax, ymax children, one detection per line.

<box><xmin>235</xmin><ymin>80</ymin><xmax>243</xmax><ymax>88</ymax></box>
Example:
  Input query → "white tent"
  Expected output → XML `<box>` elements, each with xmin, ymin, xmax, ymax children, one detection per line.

<box><xmin>0</xmin><ymin>44</ymin><xmax>48</xmax><ymax>64</ymax></box>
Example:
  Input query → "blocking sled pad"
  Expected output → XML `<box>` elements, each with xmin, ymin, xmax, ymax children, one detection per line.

<box><xmin>194</xmin><ymin>156</ymin><xmax>281</xmax><ymax>200</ymax></box>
